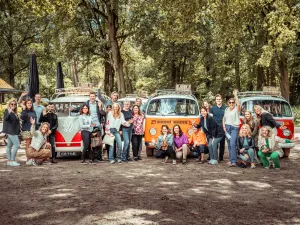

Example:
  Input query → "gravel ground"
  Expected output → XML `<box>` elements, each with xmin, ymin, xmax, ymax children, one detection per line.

<box><xmin>0</xmin><ymin>131</ymin><xmax>300</xmax><ymax>225</ymax></box>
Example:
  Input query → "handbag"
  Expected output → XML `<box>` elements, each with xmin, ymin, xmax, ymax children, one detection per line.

<box><xmin>91</xmin><ymin>136</ymin><xmax>101</xmax><ymax>147</ymax></box>
<box><xmin>102</xmin><ymin>134</ymin><xmax>115</xmax><ymax>146</ymax></box>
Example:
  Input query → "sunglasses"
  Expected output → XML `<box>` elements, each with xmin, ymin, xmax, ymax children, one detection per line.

<box><xmin>228</xmin><ymin>102</ymin><xmax>235</xmax><ymax>104</ymax></box>
<box><xmin>11</xmin><ymin>103</ymin><xmax>17</xmax><ymax>106</ymax></box>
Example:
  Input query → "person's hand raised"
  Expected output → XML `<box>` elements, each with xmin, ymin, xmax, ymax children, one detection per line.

<box><xmin>98</xmin><ymin>101</ymin><xmax>102</xmax><ymax>108</ymax></box>
<box><xmin>30</xmin><ymin>117</ymin><xmax>35</xmax><ymax>125</ymax></box>
<box><xmin>233</xmin><ymin>89</ymin><xmax>238</xmax><ymax>97</ymax></box>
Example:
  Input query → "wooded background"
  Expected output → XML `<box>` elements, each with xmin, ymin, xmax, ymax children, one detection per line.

<box><xmin>1</xmin><ymin>0</ymin><xmax>300</xmax><ymax>104</ymax></box>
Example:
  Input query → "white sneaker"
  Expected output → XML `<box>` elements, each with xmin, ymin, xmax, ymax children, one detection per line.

<box><xmin>9</xmin><ymin>161</ymin><xmax>20</xmax><ymax>167</ymax></box>
<box><xmin>26</xmin><ymin>159</ymin><xmax>33</xmax><ymax>165</ymax></box>
<box><xmin>110</xmin><ymin>160</ymin><xmax>116</xmax><ymax>164</ymax></box>
<box><xmin>161</xmin><ymin>156</ymin><xmax>168</xmax><ymax>163</ymax></box>
<box><xmin>172</xmin><ymin>160</ymin><xmax>176</xmax><ymax>165</ymax></box>
<box><xmin>7</xmin><ymin>161</ymin><xmax>11</xmax><ymax>166</ymax></box>
<box><xmin>32</xmin><ymin>160</ymin><xmax>38</xmax><ymax>166</ymax></box>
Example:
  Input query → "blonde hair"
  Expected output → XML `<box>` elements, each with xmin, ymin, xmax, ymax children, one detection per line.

<box><xmin>7</xmin><ymin>98</ymin><xmax>18</xmax><ymax>114</ymax></box>
<box><xmin>239</xmin><ymin>124</ymin><xmax>252</xmax><ymax>137</ymax></box>
<box><xmin>39</xmin><ymin>122</ymin><xmax>50</xmax><ymax>133</ymax></box>
<box><xmin>243</xmin><ymin>110</ymin><xmax>254</xmax><ymax>127</ymax></box>
<box><xmin>112</xmin><ymin>103</ymin><xmax>121</xmax><ymax>119</ymax></box>
<box><xmin>259</xmin><ymin>126</ymin><xmax>273</xmax><ymax>138</ymax></box>
<box><xmin>254</xmin><ymin>105</ymin><xmax>270</xmax><ymax>115</ymax></box>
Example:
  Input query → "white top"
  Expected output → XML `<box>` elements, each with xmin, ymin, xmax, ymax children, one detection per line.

<box><xmin>106</xmin><ymin>112</ymin><xmax>130</xmax><ymax>132</ymax></box>
<box><xmin>224</xmin><ymin>107</ymin><xmax>240</xmax><ymax>127</ymax></box>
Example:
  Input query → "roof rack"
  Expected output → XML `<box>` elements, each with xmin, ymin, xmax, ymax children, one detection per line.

<box><xmin>237</xmin><ymin>91</ymin><xmax>284</xmax><ymax>99</ymax></box>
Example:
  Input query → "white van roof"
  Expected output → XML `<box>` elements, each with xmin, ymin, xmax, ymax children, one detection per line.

<box><xmin>51</xmin><ymin>95</ymin><xmax>90</xmax><ymax>103</ymax></box>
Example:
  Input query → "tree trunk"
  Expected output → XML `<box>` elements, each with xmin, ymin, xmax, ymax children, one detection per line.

<box><xmin>106</xmin><ymin>0</ymin><xmax>126</xmax><ymax>97</ymax></box>
<box><xmin>72</xmin><ymin>59</ymin><xmax>79</xmax><ymax>87</ymax></box>
<box><xmin>278</xmin><ymin>52</ymin><xmax>290</xmax><ymax>101</ymax></box>
<box><xmin>234</xmin><ymin>46</ymin><xmax>240</xmax><ymax>90</ymax></box>
<box><xmin>256</xmin><ymin>66</ymin><xmax>264</xmax><ymax>90</ymax></box>
<box><xmin>171</xmin><ymin>60</ymin><xmax>177</xmax><ymax>87</ymax></box>
<box><xmin>8</xmin><ymin>53</ymin><xmax>14</xmax><ymax>87</ymax></box>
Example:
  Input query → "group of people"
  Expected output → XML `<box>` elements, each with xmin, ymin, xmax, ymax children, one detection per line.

<box><xmin>3</xmin><ymin>89</ymin><xmax>296</xmax><ymax>170</ymax></box>
<box><xmin>154</xmin><ymin>90</ymin><xmax>295</xmax><ymax>170</ymax></box>
<box><xmin>3</xmin><ymin>92</ymin><xmax>57</xmax><ymax>166</ymax></box>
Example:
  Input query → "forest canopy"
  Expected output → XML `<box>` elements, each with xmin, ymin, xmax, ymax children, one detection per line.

<box><xmin>1</xmin><ymin>0</ymin><xmax>300</xmax><ymax>104</ymax></box>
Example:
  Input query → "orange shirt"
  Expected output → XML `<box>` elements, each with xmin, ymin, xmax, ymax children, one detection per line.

<box><xmin>189</xmin><ymin>130</ymin><xmax>208</xmax><ymax>146</ymax></box>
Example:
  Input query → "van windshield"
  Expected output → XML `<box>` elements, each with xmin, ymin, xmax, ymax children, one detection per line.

<box><xmin>54</xmin><ymin>103</ymin><xmax>83</xmax><ymax>117</ymax></box>
<box><xmin>241</xmin><ymin>100</ymin><xmax>292</xmax><ymax>117</ymax></box>
<box><xmin>147</xmin><ymin>98</ymin><xmax>199</xmax><ymax>116</ymax></box>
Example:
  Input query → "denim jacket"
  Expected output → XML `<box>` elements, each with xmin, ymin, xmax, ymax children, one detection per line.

<box><xmin>155</xmin><ymin>134</ymin><xmax>173</xmax><ymax>150</ymax></box>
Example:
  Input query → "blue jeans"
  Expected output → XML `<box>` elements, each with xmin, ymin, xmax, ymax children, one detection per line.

<box><xmin>208</xmin><ymin>137</ymin><xmax>223</xmax><ymax>160</ymax></box>
<box><xmin>109</xmin><ymin>128</ymin><xmax>122</xmax><ymax>161</ymax></box>
<box><xmin>122</xmin><ymin>127</ymin><xmax>132</xmax><ymax>160</ymax></box>
<box><xmin>6</xmin><ymin>135</ymin><xmax>20</xmax><ymax>161</ymax></box>
<box><xmin>225</xmin><ymin>125</ymin><xmax>239</xmax><ymax>164</ymax></box>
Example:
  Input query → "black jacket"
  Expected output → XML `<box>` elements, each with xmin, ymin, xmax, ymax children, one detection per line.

<box><xmin>236</xmin><ymin>136</ymin><xmax>254</xmax><ymax>150</ymax></box>
<box><xmin>73</xmin><ymin>100</ymin><xmax>106</xmax><ymax>124</ymax></box>
<box><xmin>20</xmin><ymin>110</ymin><xmax>37</xmax><ymax>131</ymax></box>
<box><xmin>197</xmin><ymin>115</ymin><xmax>225</xmax><ymax>139</ymax></box>
<box><xmin>39</xmin><ymin>112</ymin><xmax>58</xmax><ymax>133</ymax></box>
<box><xmin>260</xmin><ymin>112</ymin><xmax>280</xmax><ymax>128</ymax></box>
<box><xmin>3</xmin><ymin>109</ymin><xmax>20</xmax><ymax>135</ymax></box>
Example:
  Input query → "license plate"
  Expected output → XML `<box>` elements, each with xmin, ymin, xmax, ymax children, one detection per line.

<box><xmin>60</xmin><ymin>152</ymin><xmax>77</xmax><ymax>156</ymax></box>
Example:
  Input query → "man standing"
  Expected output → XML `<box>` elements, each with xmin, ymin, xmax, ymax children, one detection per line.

<box><xmin>39</xmin><ymin>102</ymin><xmax>58</xmax><ymax>163</ymax></box>
<box><xmin>71</xmin><ymin>92</ymin><xmax>106</xmax><ymax>161</ymax></box>
<box><xmin>33</xmin><ymin>93</ymin><xmax>45</xmax><ymax>128</ymax></box>
<box><xmin>210</xmin><ymin>94</ymin><xmax>227</xmax><ymax>161</ymax></box>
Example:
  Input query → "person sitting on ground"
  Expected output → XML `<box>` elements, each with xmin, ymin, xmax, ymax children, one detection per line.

<box><xmin>237</xmin><ymin>124</ymin><xmax>256</xmax><ymax>169</ymax></box>
<box><xmin>173</xmin><ymin>124</ymin><xmax>190</xmax><ymax>164</ymax></box>
<box><xmin>188</xmin><ymin>125</ymin><xmax>208</xmax><ymax>164</ymax></box>
<box><xmin>257</xmin><ymin>126</ymin><xmax>295</xmax><ymax>170</ymax></box>
<box><xmin>39</xmin><ymin>102</ymin><xmax>58</xmax><ymax>163</ymax></box>
<box><xmin>154</xmin><ymin>125</ymin><xmax>176</xmax><ymax>165</ymax></box>
<box><xmin>3</xmin><ymin>99</ymin><xmax>21</xmax><ymax>166</ymax></box>
<box><xmin>27</xmin><ymin>117</ymin><xmax>52</xmax><ymax>166</ymax></box>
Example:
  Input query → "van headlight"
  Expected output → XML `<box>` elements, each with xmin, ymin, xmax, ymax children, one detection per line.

<box><xmin>188</xmin><ymin>128</ymin><xmax>194</xmax><ymax>136</ymax></box>
<box><xmin>150</xmin><ymin>128</ymin><xmax>157</xmax><ymax>136</ymax></box>
<box><xmin>283</xmin><ymin>129</ymin><xmax>291</xmax><ymax>137</ymax></box>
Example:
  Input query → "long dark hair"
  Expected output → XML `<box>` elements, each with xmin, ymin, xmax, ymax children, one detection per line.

<box><xmin>80</xmin><ymin>104</ymin><xmax>90</xmax><ymax>115</ymax></box>
<box><xmin>161</xmin><ymin>125</ymin><xmax>171</xmax><ymax>135</ymax></box>
<box><xmin>173</xmin><ymin>124</ymin><xmax>183</xmax><ymax>136</ymax></box>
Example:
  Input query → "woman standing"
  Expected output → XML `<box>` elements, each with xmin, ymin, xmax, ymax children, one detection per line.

<box><xmin>78</xmin><ymin>105</ymin><xmax>95</xmax><ymax>164</ymax></box>
<box><xmin>242</xmin><ymin>110</ymin><xmax>259</xmax><ymax>148</ymax></box>
<box><xmin>237</xmin><ymin>124</ymin><xmax>256</xmax><ymax>169</ymax></box>
<box><xmin>3</xmin><ymin>99</ymin><xmax>20</xmax><ymax>166</ymax></box>
<box><xmin>197</xmin><ymin>107</ymin><xmax>224</xmax><ymax>165</ymax></box>
<box><xmin>131</xmin><ymin>105</ymin><xmax>144</xmax><ymax>161</ymax></box>
<box><xmin>106</xmin><ymin>103</ymin><xmax>131</xmax><ymax>163</ymax></box>
<box><xmin>223</xmin><ymin>90</ymin><xmax>240</xmax><ymax>167</ymax></box>
<box><xmin>20</xmin><ymin>99</ymin><xmax>37</xmax><ymax>165</ymax></box>
<box><xmin>121</xmin><ymin>101</ymin><xmax>133</xmax><ymax>162</ymax></box>
<box><xmin>173</xmin><ymin>125</ymin><xmax>190</xmax><ymax>164</ymax></box>
<box><xmin>154</xmin><ymin>125</ymin><xmax>176</xmax><ymax>164</ymax></box>
<box><xmin>28</xmin><ymin>118</ymin><xmax>52</xmax><ymax>165</ymax></box>
<box><xmin>258</xmin><ymin>126</ymin><xmax>294</xmax><ymax>170</ymax></box>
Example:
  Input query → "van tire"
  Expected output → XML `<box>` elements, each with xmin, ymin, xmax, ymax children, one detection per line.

<box><xmin>146</xmin><ymin>147</ymin><xmax>153</xmax><ymax>156</ymax></box>
<box><xmin>282</xmin><ymin>148</ymin><xmax>290</xmax><ymax>157</ymax></box>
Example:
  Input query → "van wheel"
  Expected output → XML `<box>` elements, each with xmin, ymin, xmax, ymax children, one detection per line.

<box><xmin>282</xmin><ymin>148</ymin><xmax>290</xmax><ymax>157</ymax></box>
<box><xmin>146</xmin><ymin>147</ymin><xmax>153</xmax><ymax>156</ymax></box>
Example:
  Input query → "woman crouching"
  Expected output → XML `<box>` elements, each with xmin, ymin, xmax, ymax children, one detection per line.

<box><xmin>258</xmin><ymin>126</ymin><xmax>294</xmax><ymax>170</ymax></box>
<box><xmin>154</xmin><ymin>125</ymin><xmax>176</xmax><ymax>165</ymax></box>
<box><xmin>27</xmin><ymin>117</ymin><xmax>52</xmax><ymax>166</ymax></box>
<box><xmin>237</xmin><ymin>124</ymin><xmax>256</xmax><ymax>169</ymax></box>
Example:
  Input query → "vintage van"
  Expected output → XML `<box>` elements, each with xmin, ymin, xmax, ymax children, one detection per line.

<box><xmin>51</xmin><ymin>86</ymin><xmax>109</xmax><ymax>154</ymax></box>
<box><xmin>144</xmin><ymin>87</ymin><xmax>200</xmax><ymax>156</ymax></box>
<box><xmin>238</xmin><ymin>89</ymin><xmax>295</xmax><ymax>156</ymax></box>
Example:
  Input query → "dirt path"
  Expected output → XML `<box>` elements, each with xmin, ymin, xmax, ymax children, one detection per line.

<box><xmin>1</xmin><ymin>143</ymin><xmax>300</xmax><ymax>225</ymax></box>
